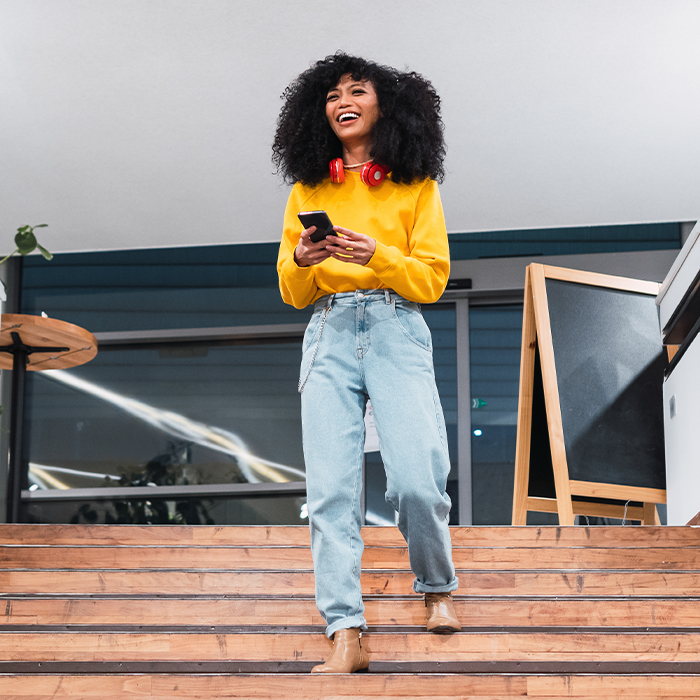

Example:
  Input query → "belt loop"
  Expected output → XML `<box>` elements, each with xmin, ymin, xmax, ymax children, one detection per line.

<box><xmin>327</xmin><ymin>293</ymin><xmax>335</xmax><ymax>310</ymax></box>
<box><xmin>384</xmin><ymin>289</ymin><xmax>391</xmax><ymax>304</ymax></box>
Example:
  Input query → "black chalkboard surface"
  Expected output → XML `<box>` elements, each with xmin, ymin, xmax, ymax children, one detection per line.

<box><xmin>512</xmin><ymin>264</ymin><xmax>667</xmax><ymax>526</ymax></box>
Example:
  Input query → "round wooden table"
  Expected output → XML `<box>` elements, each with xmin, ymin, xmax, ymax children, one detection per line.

<box><xmin>0</xmin><ymin>314</ymin><xmax>98</xmax><ymax>522</ymax></box>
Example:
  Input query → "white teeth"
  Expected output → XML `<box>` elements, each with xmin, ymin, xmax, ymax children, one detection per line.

<box><xmin>338</xmin><ymin>113</ymin><xmax>359</xmax><ymax>123</ymax></box>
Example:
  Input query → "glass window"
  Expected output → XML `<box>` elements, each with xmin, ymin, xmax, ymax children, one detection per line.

<box><xmin>23</xmin><ymin>339</ymin><xmax>305</xmax><ymax>493</ymax></box>
<box><xmin>23</xmin><ymin>493</ymin><xmax>308</xmax><ymax>526</ymax></box>
<box><xmin>470</xmin><ymin>305</ymin><xmax>521</xmax><ymax>525</ymax></box>
<box><xmin>469</xmin><ymin>304</ymin><xmax>558</xmax><ymax>525</ymax></box>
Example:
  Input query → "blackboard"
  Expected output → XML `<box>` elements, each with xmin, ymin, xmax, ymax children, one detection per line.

<box><xmin>512</xmin><ymin>264</ymin><xmax>667</xmax><ymax>526</ymax></box>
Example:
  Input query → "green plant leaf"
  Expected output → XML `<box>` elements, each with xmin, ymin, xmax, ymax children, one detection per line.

<box><xmin>4</xmin><ymin>224</ymin><xmax>52</xmax><ymax>263</ymax></box>
<box><xmin>15</xmin><ymin>231</ymin><xmax>38</xmax><ymax>255</ymax></box>
<box><xmin>37</xmin><ymin>244</ymin><xmax>53</xmax><ymax>261</ymax></box>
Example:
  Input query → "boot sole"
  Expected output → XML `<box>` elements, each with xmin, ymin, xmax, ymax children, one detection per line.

<box><xmin>428</xmin><ymin>625</ymin><xmax>461</xmax><ymax>634</ymax></box>
<box><xmin>310</xmin><ymin>666</ymin><xmax>370</xmax><ymax>674</ymax></box>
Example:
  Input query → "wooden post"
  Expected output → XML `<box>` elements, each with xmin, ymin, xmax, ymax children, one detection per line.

<box><xmin>512</xmin><ymin>267</ymin><xmax>536</xmax><ymax>526</ymax></box>
<box><xmin>528</xmin><ymin>265</ymin><xmax>575</xmax><ymax>526</ymax></box>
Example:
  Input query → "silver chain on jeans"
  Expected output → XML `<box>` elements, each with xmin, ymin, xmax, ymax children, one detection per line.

<box><xmin>298</xmin><ymin>301</ymin><xmax>332</xmax><ymax>394</ymax></box>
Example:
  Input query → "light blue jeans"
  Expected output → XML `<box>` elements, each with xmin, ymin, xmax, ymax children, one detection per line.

<box><xmin>300</xmin><ymin>289</ymin><xmax>458</xmax><ymax>638</ymax></box>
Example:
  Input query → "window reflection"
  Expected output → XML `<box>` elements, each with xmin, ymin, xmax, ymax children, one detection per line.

<box><xmin>22</xmin><ymin>494</ymin><xmax>309</xmax><ymax>526</ymax></box>
<box><xmin>24</xmin><ymin>342</ymin><xmax>306</xmax><ymax>491</ymax></box>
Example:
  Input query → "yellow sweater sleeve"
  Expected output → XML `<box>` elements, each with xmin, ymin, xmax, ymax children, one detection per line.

<box><xmin>277</xmin><ymin>184</ymin><xmax>320</xmax><ymax>309</ymax></box>
<box><xmin>365</xmin><ymin>179</ymin><xmax>450</xmax><ymax>304</ymax></box>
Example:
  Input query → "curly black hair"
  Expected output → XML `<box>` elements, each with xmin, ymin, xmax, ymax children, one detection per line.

<box><xmin>272</xmin><ymin>52</ymin><xmax>446</xmax><ymax>186</ymax></box>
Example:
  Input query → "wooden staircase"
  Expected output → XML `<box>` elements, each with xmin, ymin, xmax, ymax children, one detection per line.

<box><xmin>0</xmin><ymin>524</ymin><xmax>699</xmax><ymax>698</ymax></box>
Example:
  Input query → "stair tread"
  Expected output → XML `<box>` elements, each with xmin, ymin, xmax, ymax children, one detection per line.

<box><xmin>1</xmin><ymin>524</ymin><xmax>699</xmax><ymax>547</ymax></box>
<box><xmin>2</xmin><ymin>597</ymin><xmax>699</xmax><ymax>627</ymax></box>
<box><xmin>1</xmin><ymin>629</ymin><xmax>700</xmax><ymax>662</ymax></box>
<box><xmin>2</xmin><ymin>545</ymin><xmax>699</xmax><ymax>570</ymax></box>
<box><xmin>0</xmin><ymin>673</ymin><xmax>699</xmax><ymax>698</ymax></box>
<box><xmin>1</xmin><ymin>570</ymin><xmax>698</xmax><ymax>596</ymax></box>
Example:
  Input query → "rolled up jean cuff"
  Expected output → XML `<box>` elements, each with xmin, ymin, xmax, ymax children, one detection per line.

<box><xmin>325</xmin><ymin>616</ymin><xmax>368</xmax><ymax>639</ymax></box>
<box><xmin>412</xmin><ymin>577</ymin><xmax>459</xmax><ymax>594</ymax></box>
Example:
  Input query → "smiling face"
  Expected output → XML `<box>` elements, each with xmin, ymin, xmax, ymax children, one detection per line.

<box><xmin>325</xmin><ymin>74</ymin><xmax>381</xmax><ymax>157</ymax></box>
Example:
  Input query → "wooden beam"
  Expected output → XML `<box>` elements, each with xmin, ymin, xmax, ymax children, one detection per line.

<box><xmin>529</xmin><ymin>264</ymin><xmax>574</xmax><ymax>525</ymax></box>
<box><xmin>570</xmin><ymin>480</ymin><xmax>667</xmax><ymax>504</ymax></box>
<box><xmin>512</xmin><ymin>266</ymin><xmax>537</xmax><ymax>525</ymax></box>
<box><xmin>643</xmin><ymin>503</ymin><xmax>661</xmax><ymax>526</ymax></box>
<box><xmin>527</xmin><ymin>497</ymin><xmax>645</xmax><ymax>522</ymax></box>
<box><xmin>540</xmin><ymin>264</ymin><xmax>661</xmax><ymax>296</ymax></box>
<box><xmin>667</xmin><ymin>344</ymin><xmax>680</xmax><ymax>362</ymax></box>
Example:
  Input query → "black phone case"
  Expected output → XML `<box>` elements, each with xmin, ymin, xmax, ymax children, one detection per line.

<box><xmin>298</xmin><ymin>211</ymin><xmax>334</xmax><ymax>243</ymax></box>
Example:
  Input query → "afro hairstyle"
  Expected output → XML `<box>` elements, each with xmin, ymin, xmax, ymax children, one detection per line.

<box><xmin>272</xmin><ymin>52</ymin><xmax>446</xmax><ymax>186</ymax></box>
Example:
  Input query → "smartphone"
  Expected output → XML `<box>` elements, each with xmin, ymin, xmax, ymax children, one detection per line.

<box><xmin>298</xmin><ymin>210</ymin><xmax>335</xmax><ymax>243</ymax></box>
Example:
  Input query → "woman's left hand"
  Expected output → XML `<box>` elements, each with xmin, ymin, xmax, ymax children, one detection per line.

<box><xmin>326</xmin><ymin>226</ymin><xmax>376</xmax><ymax>266</ymax></box>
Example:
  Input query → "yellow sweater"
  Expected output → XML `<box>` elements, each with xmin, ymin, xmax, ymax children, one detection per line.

<box><xmin>277</xmin><ymin>171</ymin><xmax>450</xmax><ymax>308</ymax></box>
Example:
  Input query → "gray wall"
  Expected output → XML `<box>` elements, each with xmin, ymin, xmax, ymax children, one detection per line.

<box><xmin>1</xmin><ymin>0</ymin><xmax>699</xmax><ymax>253</ymax></box>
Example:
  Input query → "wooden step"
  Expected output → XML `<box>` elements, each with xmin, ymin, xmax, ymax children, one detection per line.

<box><xmin>2</xmin><ymin>524</ymin><xmax>699</xmax><ymax>547</ymax></box>
<box><xmin>3</xmin><ymin>596</ymin><xmax>699</xmax><ymax>628</ymax></box>
<box><xmin>0</xmin><ymin>673</ymin><xmax>698</xmax><ymax>698</ymax></box>
<box><xmin>1</xmin><ymin>629</ymin><xmax>700</xmax><ymax>663</ymax></box>
<box><xmin>1</xmin><ymin>569</ymin><xmax>698</xmax><ymax>596</ymax></box>
<box><xmin>2</xmin><ymin>544</ymin><xmax>700</xmax><ymax>570</ymax></box>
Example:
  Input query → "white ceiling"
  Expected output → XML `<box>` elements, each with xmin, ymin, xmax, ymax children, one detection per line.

<box><xmin>1</xmin><ymin>0</ymin><xmax>699</xmax><ymax>254</ymax></box>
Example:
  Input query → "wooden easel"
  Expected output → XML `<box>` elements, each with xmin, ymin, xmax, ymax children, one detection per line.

<box><xmin>511</xmin><ymin>264</ymin><xmax>667</xmax><ymax>526</ymax></box>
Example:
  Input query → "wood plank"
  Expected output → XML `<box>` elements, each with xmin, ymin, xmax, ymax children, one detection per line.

<box><xmin>1</xmin><ymin>570</ymin><xmax>699</xmax><ymax>596</ymax></box>
<box><xmin>528</xmin><ymin>674</ymin><xmax>700</xmax><ymax>696</ymax></box>
<box><xmin>527</xmin><ymin>497</ymin><xmax>646</xmax><ymax>521</ymax></box>
<box><xmin>570</xmin><ymin>481</ymin><xmax>667</xmax><ymax>505</ymax></box>
<box><xmin>644</xmin><ymin>503</ymin><xmax>662</xmax><ymax>526</ymax></box>
<box><xmin>513</xmin><ymin>266</ymin><xmax>537</xmax><ymax>526</ymax></box>
<box><xmin>0</xmin><ymin>673</ymin><xmax>697</xmax><ymax>698</ymax></box>
<box><xmin>465</xmin><ymin>547</ymin><xmax>700</xmax><ymax>569</ymax></box>
<box><xmin>540</xmin><ymin>264</ymin><xmax>661</xmax><ymax>296</ymax></box>
<box><xmin>2</xmin><ymin>630</ymin><xmax>700</xmax><ymax>662</ymax></box>
<box><xmin>530</xmin><ymin>264</ymin><xmax>574</xmax><ymax>525</ymax></box>
<box><xmin>3</xmin><ymin>597</ymin><xmax>700</xmax><ymax>628</ymax></box>
<box><xmin>3</xmin><ymin>545</ymin><xmax>700</xmax><ymax>571</ymax></box>
<box><xmin>1</xmin><ymin>524</ymin><xmax>699</xmax><ymax>548</ymax></box>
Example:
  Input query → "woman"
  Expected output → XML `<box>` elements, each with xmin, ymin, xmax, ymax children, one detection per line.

<box><xmin>274</xmin><ymin>53</ymin><xmax>460</xmax><ymax>674</ymax></box>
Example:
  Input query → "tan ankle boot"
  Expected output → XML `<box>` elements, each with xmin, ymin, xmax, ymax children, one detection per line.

<box><xmin>311</xmin><ymin>627</ymin><xmax>370</xmax><ymax>674</ymax></box>
<box><xmin>425</xmin><ymin>592</ymin><xmax>462</xmax><ymax>633</ymax></box>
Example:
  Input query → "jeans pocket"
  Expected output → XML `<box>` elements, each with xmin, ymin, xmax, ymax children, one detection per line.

<box><xmin>391</xmin><ymin>300</ymin><xmax>432</xmax><ymax>351</ymax></box>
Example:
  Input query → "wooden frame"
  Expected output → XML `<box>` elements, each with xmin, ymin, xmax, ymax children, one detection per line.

<box><xmin>512</xmin><ymin>264</ymin><xmax>666</xmax><ymax>526</ymax></box>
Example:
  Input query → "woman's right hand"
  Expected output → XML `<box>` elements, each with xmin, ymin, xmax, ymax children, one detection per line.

<box><xmin>294</xmin><ymin>226</ymin><xmax>332</xmax><ymax>267</ymax></box>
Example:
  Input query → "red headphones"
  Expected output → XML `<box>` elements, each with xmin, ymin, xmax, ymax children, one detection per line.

<box><xmin>329</xmin><ymin>158</ymin><xmax>388</xmax><ymax>187</ymax></box>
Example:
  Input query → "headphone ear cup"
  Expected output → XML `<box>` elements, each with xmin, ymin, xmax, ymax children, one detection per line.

<box><xmin>329</xmin><ymin>158</ymin><xmax>345</xmax><ymax>184</ymax></box>
<box><xmin>361</xmin><ymin>162</ymin><xmax>387</xmax><ymax>186</ymax></box>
